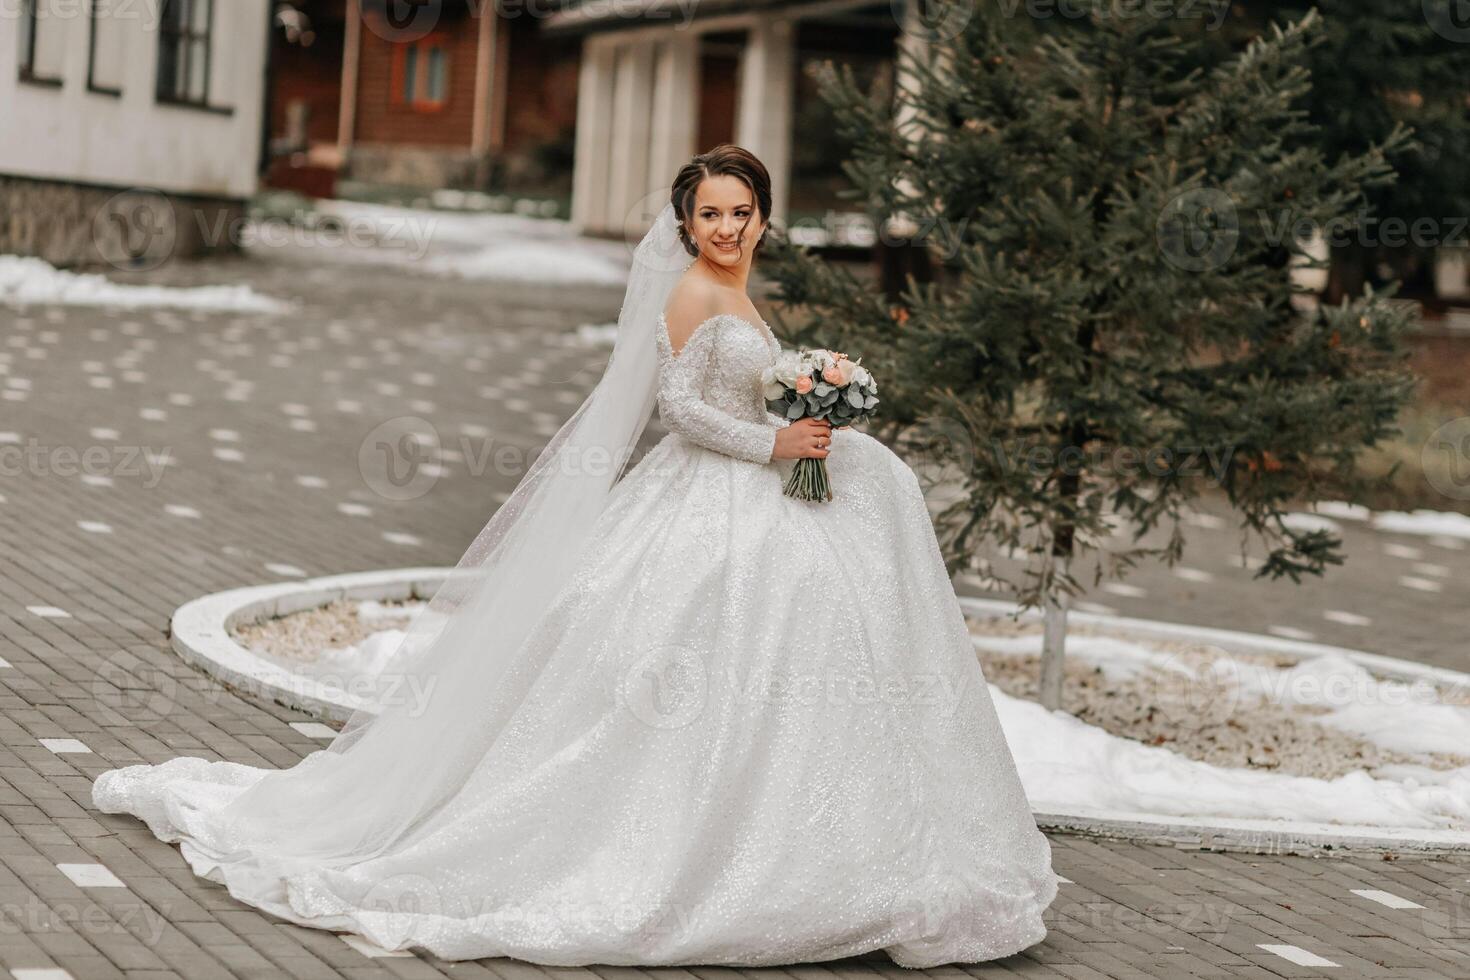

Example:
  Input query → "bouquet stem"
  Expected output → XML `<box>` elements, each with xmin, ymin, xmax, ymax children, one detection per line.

<box><xmin>783</xmin><ymin>457</ymin><xmax>833</xmax><ymax>502</ymax></box>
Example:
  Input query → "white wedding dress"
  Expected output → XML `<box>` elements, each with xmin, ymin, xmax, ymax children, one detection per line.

<box><xmin>92</xmin><ymin>309</ymin><xmax>1059</xmax><ymax>968</ymax></box>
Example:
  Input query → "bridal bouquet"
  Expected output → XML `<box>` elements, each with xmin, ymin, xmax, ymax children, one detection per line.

<box><xmin>762</xmin><ymin>347</ymin><xmax>880</xmax><ymax>502</ymax></box>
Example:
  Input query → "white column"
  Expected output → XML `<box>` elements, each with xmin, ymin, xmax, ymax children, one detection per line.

<box><xmin>734</xmin><ymin>18</ymin><xmax>795</xmax><ymax>225</ymax></box>
<box><xmin>337</xmin><ymin>0</ymin><xmax>364</xmax><ymax>161</ymax></box>
<box><xmin>470</xmin><ymin>7</ymin><xmax>499</xmax><ymax>157</ymax></box>
<box><xmin>606</xmin><ymin>39</ymin><xmax>658</xmax><ymax>239</ymax></box>
<box><xmin>647</xmin><ymin>33</ymin><xmax>701</xmax><ymax>218</ymax></box>
<box><xmin>571</xmin><ymin>37</ymin><xmax>617</xmax><ymax>235</ymax></box>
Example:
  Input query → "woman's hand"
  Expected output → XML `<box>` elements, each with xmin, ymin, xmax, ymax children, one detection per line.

<box><xmin>772</xmin><ymin>417</ymin><xmax>834</xmax><ymax>460</ymax></box>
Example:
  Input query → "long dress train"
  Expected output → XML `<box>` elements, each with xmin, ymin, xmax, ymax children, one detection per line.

<box><xmin>91</xmin><ymin>311</ymin><xmax>1059</xmax><ymax>967</ymax></box>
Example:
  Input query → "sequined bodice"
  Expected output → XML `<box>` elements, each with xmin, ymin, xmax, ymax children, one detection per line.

<box><xmin>652</xmin><ymin>312</ymin><xmax>784</xmax><ymax>464</ymax></box>
<box><xmin>654</xmin><ymin>312</ymin><xmax>780</xmax><ymax>424</ymax></box>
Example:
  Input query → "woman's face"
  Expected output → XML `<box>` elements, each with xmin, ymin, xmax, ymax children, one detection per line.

<box><xmin>687</xmin><ymin>175</ymin><xmax>766</xmax><ymax>268</ymax></box>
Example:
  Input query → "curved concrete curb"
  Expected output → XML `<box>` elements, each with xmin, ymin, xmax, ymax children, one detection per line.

<box><xmin>171</xmin><ymin>572</ymin><xmax>1470</xmax><ymax>854</ymax></box>
<box><xmin>169</xmin><ymin>567</ymin><xmax>452</xmax><ymax>724</ymax></box>
<box><xmin>959</xmin><ymin>596</ymin><xmax>1470</xmax><ymax>856</ymax></box>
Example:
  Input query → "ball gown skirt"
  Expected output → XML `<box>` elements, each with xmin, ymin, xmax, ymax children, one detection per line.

<box><xmin>92</xmin><ymin>313</ymin><xmax>1059</xmax><ymax>967</ymax></box>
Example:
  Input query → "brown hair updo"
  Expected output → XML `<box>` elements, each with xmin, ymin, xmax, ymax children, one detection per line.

<box><xmin>670</xmin><ymin>144</ymin><xmax>772</xmax><ymax>260</ymax></box>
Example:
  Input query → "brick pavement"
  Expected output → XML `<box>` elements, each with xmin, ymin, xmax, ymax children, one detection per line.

<box><xmin>0</xmin><ymin>249</ymin><xmax>1465</xmax><ymax>978</ymax></box>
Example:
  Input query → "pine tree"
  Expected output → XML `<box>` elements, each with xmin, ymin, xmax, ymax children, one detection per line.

<box><xmin>763</xmin><ymin>1</ymin><xmax>1418</xmax><ymax>710</ymax></box>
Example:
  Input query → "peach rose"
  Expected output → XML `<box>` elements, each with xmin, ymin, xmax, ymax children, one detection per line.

<box><xmin>821</xmin><ymin>364</ymin><xmax>844</xmax><ymax>385</ymax></box>
<box><xmin>795</xmin><ymin>375</ymin><xmax>814</xmax><ymax>394</ymax></box>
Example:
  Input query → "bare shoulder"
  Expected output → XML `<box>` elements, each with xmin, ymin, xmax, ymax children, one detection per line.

<box><xmin>662</xmin><ymin>277</ymin><xmax>731</xmax><ymax>355</ymax></box>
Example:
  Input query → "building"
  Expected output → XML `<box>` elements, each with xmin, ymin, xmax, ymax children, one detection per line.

<box><xmin>0</xmin><ymin>0</ymin><xmax>273</xmax><ymax>267</ymax></box>
<box><xmin>267</xmin><ymin>0</ymin><xmax>580</xmax><ymax>196</ymax></box>
<box><xmin>545</xmin><ymin>0</ymin><xmax>904</xmax><ymax>240</ymax></box>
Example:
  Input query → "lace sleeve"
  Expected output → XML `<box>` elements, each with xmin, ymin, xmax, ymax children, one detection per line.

<box><xmin>657</xmin><ymin>319</ymin><xmax>778</xmax><ymax>465</ymax></box>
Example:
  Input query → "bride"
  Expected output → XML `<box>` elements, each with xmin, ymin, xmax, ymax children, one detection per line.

<box><xmin>92</xmin><ymin>144</ymin><xmax>1059</xmax><ymax>968</ymax></box>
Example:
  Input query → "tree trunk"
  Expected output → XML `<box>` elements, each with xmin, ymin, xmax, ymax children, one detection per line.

<box><xmin>875</xmin><ymin>237</ymin><xmax>934</xmax><ymax>305</ymax></box>
<box><xmin>1325</xmin><ymin>239</ymin><xmax>1372</xmax><ymax>307</ymax></box>
<box><xmin>1038</xmin><ymin>556</ymin><xmax>1070</xmax><ymax>711</ymax></box>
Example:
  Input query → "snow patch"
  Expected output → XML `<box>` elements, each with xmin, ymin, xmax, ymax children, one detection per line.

<box><xmin>0</xmin><ymin>256</ymin><xmax>292</xmax><ymax>313</ymax></box>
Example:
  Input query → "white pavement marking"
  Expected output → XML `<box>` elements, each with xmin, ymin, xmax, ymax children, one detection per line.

<box><xmin>1268</xmin><ymin>625</ymin><xmax>1316</xmax><ymax>641</ymax></box>
<box><xmin>383</xmin><ymin>531</ymin><xmax>422</xmax><ymax>546</ymax></box>
<box><xmin>56</xmin><ymin>863</ymin><xmax>126</xmax><ymax>888</ymax></box>
<box><xmin>296</xmin><ymin>475</ymin><xmax>328</xmax><ymax>488</ymax></box>
<box><xmin>26</xmin><ymin>606</ymin><xmax>71</xmax><ymax>618</ymax></box>
<box><xmin>338</xmin><ymin>502</ymin><xmax>373</xmax><ymax>517</ymax></box>
<box><xmin>1399</xmin><ymin>575</ymin><xmax>1443</xmax><ymax>593</ymax></box>
<box><xmin>165</xmin><ymin>504</ymin><xmax>201</xmax><ymax>519</ymax></box>
<box><xmin>1323</xmin><ymin>609</ymin><xmax>1371</xmax><ymax>627</ymax></box>
<box><xmin>212</xmin><ymin>447</ymin><xmax>245</xmax><ymax>462</ymax></box>
<box><xmin>12</xmin><ymin>968</ymin><xmax>77</xmax><ymax>980</ymax></box>
<box><xmin>40</xmin><ymin>739</ymin><xmax>91</xmax><ymax>754</ymax></box>
<box><xmin>76</xmin><ymin>521</ymin><xmax>112</xmax><ymax>534</ymax></box>
<box><xmin>266</xmin><ymin>563</ymin><xmax>307</xmax><ymax>578</ymax></box>
<box><xmin>1102</xmin><ymin>582</ymin><xmax>1147</xmax><ymax>598</ymax></box>
<box><xmin>290</xmin><ymin>722</ymin><xmax>339</xmax><ymax>739</ymax></box>
<box><xmin>1173</xmin><ymin>566</ymin><xmax>1214</xmax><ymax>583</ymax></box>
<box><xmin>1257</xmin><ymin>944</ymin><xmax>1340</xmax><ymax>968</ymax></box>
<box><xmin>1350</xmin><ymin>888</ymin><xmax>1424</xmax><ymax>909</ymax></box>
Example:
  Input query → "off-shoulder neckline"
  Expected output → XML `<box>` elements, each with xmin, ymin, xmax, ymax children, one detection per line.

<box><xmin>656</xmin><ymin>310</ymin><xmax>777</xmax><ymax>358</ymax></box>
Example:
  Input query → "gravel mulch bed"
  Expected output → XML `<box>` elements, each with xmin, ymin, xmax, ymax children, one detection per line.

<box><xmin>232</xmin><ymin>598</ymin><xmax>1470</xmax><ymax>782</ymax></box>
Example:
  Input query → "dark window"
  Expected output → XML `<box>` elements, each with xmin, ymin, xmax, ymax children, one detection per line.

<box><xmin>89</xmin><ymin>0</ymin><xmax>123</xmax><ymax>96</ymax></box>
<box><xmin>17</xmin><ymin>0</ymin><xmax>62</xmax><ymax>87</ymax></box>
<box><xmin>156</xmin><ymin>0</ymin><xmax>213</xmax><ymax>105</ymax></box>
<box><xmin>393</xmin><ymin>38</ymin><xmax>450</xmax><ymax>111</ymax></box>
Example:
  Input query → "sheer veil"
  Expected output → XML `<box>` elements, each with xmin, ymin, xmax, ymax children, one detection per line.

<box><xmin>209</xmin><ymin>203</ymin><xmax>691</xmax><ymax>868</ymax></box>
